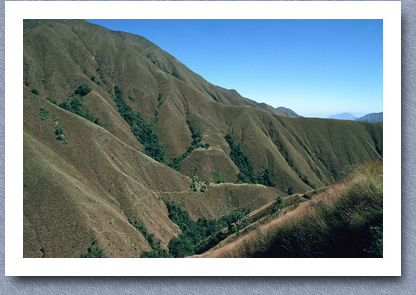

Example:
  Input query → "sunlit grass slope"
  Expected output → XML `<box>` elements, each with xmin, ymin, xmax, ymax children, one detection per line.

<box><xmin>24</xmin><ymin>19</ymin><xmax>382</xmax><ymax>192</ymax></box>
<box><xmin>203</xmin><ymin>160</ymin><xmax>383</xmax><ymax>258</ymax></box>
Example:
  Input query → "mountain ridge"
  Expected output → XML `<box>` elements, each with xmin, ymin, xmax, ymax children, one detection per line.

<box><xmin>355</xmin><ymin>112</ymin><xmax>383</xmax><ymax>123</ymax></box>
<box><xmin>244</xmin><ymin>97</ymin><xmax>300</xmax><ymax>117</ymax></box>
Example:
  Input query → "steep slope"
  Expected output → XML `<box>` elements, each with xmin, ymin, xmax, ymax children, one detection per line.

<box><xmin>200</xmin><ymin>160</ymin><xmax>383</xmax><ymax>258</ymax></box>
<box><xmin>23</xmin><ymin>19</ymin><xmax>383</xmax><ymax>257</ymax></box>
<box><xmin>24</xmin><ymin>90</ymin><xmax>281</xmax><ymax>257</ymax></box>
<box><xmin>24</xmin><ymin>19</ymin><xmax>382</xmax><ymax>191</ymax></box>
<box><xmin>355</xmin><ymin>112</ymin><xmax>383</xmax><ymax>123</ymax></box>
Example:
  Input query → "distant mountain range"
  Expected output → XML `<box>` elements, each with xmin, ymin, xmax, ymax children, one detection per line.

<box><xmin>328</xmin><ymin>112</ymin><xmax>383</xmax><ymax>123</ymax></box>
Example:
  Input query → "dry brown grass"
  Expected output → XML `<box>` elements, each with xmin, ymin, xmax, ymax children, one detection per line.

<box><xmin>24</xmin><ymin>19</ymin><xmax>383</xmax><ymax>192</ymax></box>
<box><xmin>204</xmin><ymin>160</ymin><xmax>383</xmax><ymax>258</ymax></box>
<box><xmin>23</xmin><ymin>94</ymin><xmax>282</xmax><ymax>257</ymax></box>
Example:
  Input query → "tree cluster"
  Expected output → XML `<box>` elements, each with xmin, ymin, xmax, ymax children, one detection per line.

<box><xmin>57</xmin><ymin>84</ymin><xmax>100</xmax><ymax>125</ymax></box>
<box><xmin>167</xmin><ymin>118</ymin><xmax>209</xmax><ymax>171</ymax></box>
<box><xmin>114</xmin><ymin>86</ymin><xmax>165</xmax><ymax>162</ymax></box>
<box><xmin>163</xmin><ymin>199</ymin><xmax>250</xmax><ymax>257</ymax></box>
<box><xmin>225</xmin><ymin>134</ymin><xmax>275</xmax><ymax>187</ymax></box>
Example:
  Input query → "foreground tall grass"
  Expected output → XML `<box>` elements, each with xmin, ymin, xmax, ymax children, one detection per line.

<box><xmin>206</xmin><ymin>160</ymin><xmax>383</xmax><ymax>258</ymax></box>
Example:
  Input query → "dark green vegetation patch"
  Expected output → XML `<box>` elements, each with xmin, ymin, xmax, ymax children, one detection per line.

<box><xmin>167</xmin><ymin>118</ymin><xmax>209</xmax><ymax>171</ymax></box>
<box><xmin>74</xmin><ymin>84</ymin><xmax>92</xmax><ymax>96</ymax></box>
<box><xmin>127</xmin><ymin>218</ymin><xmax>172</xmax><ymax>258</ymax></box>
<box><xmin>213</xmin><ymin>171</ymin><xmax>224</xmax><ymax>184</ymax></box>
<box><xmin>53</xmin><ymin>117</ymin><xmax>68</xmax><ymax>145</ymax></box>
<box><xmin>31</xmin><ymin>88</ymin><xmax>39</xmax><ymax>96</ymax></box>
<box><xmin>163</xmin><ymin>199</ymin><xmax>250</xmax><ymax>257</ymax></box>
<box><xmin>39</xmin><ymin>107</ymin><xmax>49</xmax><ymax>120</ymax></box>
<box><xmin>80</xmin><ymin>240</ymin><xmax>106</xmax><ymax>258</ymax></box>
<box><xmin>225</xmin><ymin>133</ymin><xmax>275</xmax><ymax>187</ymax></box>
<box><xmin>58</xmin><ymin>84</ymin><xmax>100</xmax><ymax>125</ymax></box>
<box><xmin>113</xmin><ymin>86</ymin><xmax>165</xmax><ymax>162</ymax></box>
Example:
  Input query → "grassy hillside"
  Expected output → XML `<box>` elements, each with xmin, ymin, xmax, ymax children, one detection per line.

<box><xmin>23</xmin><ymin>19</ymin><xmax>383</xmax><ymax>258</ymax></box>
<box><xmin>23</xmin><ymin>19</ymin><xmax>382</xmax><ymax>190</ymax></box>
<box><xmin>200</xmin><ymin>160</ymin><xmax>383</xmax><ymax>258</ymax></box>
<box><xmin>24</xmin><ymin>91</ymin><xmax>281</xmax><ymax>257</ymax></box>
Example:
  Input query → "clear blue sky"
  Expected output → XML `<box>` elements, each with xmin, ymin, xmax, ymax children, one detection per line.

<box><xmin>87</xmin><ymin>19</ymin><xmax>383</xmax><ymax>118</ymax></box>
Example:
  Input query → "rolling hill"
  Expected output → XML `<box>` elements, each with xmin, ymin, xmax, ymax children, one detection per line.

<box><xmin>23</xmin><ymin>19</ymin><xmax>383</xmax><ymax>258</ymax></box>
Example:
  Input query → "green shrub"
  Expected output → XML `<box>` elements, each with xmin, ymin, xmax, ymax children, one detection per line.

<box><xmin>39</xmin><ymin>107</ymin><xmax>49</xmax><ymax>120</ymax></box>
<box><xmin>200</xmin><ymin>186</ymin><xmax>207</xmax><ymax>193</ymax></box>
<box><xmin>168</xmin><ymin>237</ymin><xmax>194</xmax><ymax>258</ymax></box>
<box><xmin>157</xmin><ymin>92</ymin><xmax>165</xmax><ymax>108</ymax></box>
<box><xmin>172</xmin><ymin>71</ymin><xmax>179</xmax><ymax>78</ymax></box>
<box><xmin>213</xmin><ymin>171</ymin><xmax>224</xmax><ymax>184</ymax></box>
<box><xmin>208</xmin><ymin>92</ymin><xmax>219</xmax><ymax>102</ymax></box>
<box><xmin>53</xmin><ymin>121</ymin><xmax>68</xmax><ymax>145</ymax></box>
<box><xmin>74</xmin><ymin>84</ymin><xmax>91</xmax><ymax>96</ymax></box>
<box><xmin>46</xmin><ymin>97</ymin><xmax>57</xmax><ymax>104</ymax></box>
<box><xmin>301</xmin><ymin>176</ymin><xmax>316</xmax><ymax>189</ymax></box>
<box><xmin>31</xmin><ymin>88</ymin><xmax>39</xmax><ymax>96</ymax></box>
<box><xmin>186</xmin><ymin>119</ymin><xmax>201</xmax><ymax>144</ymax></box>
<box><xmin>190</xmin><ymin>182</ymin><xmax>196</xmax><ymax>191</ymax></box>
<box><xmin>271</xmin><ymin>196</ymin><xmax>285</xmax><ymax>214</ymax></box>
<box><xmin>163</xmin><ymin>199</ymin><xmax>250</xmax><ymax>257</ymax></box>
<box><xmin>129</xmin><ymin>218</ymin><xmax>162</xmax><ymax>251</ymax></box>
<box><xmin>256</xmin><ymin>168</ymin><xmax>275</xmax><ymax>187</ymax></box>
<box><xmin>80</xmin><ymin>240</ymin><xmax>106</xmax><ymax>258</ymax></box>
<box><xmin>58</xmin><ymin>95</ymin><xmax>101</xmax><ymax>126</ymax></box>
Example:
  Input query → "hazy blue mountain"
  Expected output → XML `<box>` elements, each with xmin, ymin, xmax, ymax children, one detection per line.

<box><xmin>329</xmin><ymin>113</ymin><xmax>357</xmax><ymax>120</ymax></box>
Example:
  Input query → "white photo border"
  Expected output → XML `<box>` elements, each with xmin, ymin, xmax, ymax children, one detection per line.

<box><xmin>5</xmin><ymin>1</ymin><xmax>401</xmax><ymax>276</ymax></box>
